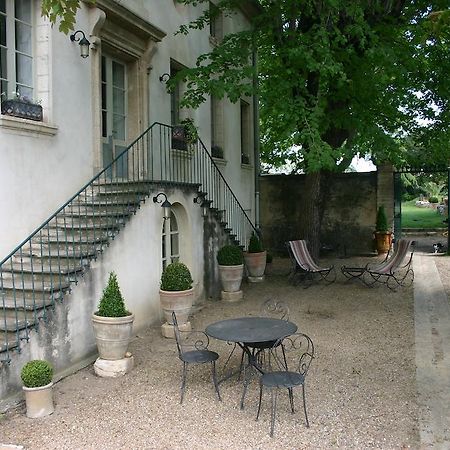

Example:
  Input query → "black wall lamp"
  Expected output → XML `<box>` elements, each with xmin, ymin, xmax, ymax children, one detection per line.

<box><xmin>159</xmin><ymin>73</ymin><xmax>170</xmax><ymax>83</ymax></box>
<box><xmin>70</xmin><ymin>30</ymin><xmax>91</xmax><ymax>58</ymax></box>
<box><xmin>153</xmin><ymin>192</ymin><xmax>172</xmax><ymax>220</ymax></box>
<box><xmin>193</xmin><ymin>194</ymin><xmax>208</xmax><ymax>217</ymax></box>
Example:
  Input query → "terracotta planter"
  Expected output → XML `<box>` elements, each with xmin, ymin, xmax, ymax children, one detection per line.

<box><xmin>243</xmin><ymin>251</ymin><xmax>267</xmax><ymax>279</ymax></box>
<box><xmin>375</xmin><ymin>231</ymin><xmax>392</xmax><ymax>254</ymax></box>
<box><xmin>92</xmin><ymin>313</ymin><xmax>135</xmax><ymax>360</ymax></box>
<box><xmin>159</xmin><ymin>287</ymin><xmax>194</xmax><ymax>325</ymax></box>
<box><xmin>218</xmin><ymin>264</ymin><xmax>244</xmax><ymax>292</ymax></box>
<box><xmin>23</xmin><ymin>382</ymin><xmax>54</xmax><ymax>418</ymax></box>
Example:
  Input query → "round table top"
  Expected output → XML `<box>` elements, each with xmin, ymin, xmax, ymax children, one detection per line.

<box><xmin>205</xmin><ymin>317</ymin><xmax>297</xmax><ymax>343</ymax></box>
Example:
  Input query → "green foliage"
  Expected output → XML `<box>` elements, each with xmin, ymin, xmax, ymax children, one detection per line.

<box><xmin>41</xmin><ymin>0</ymin><xmax>95</xmax><ymax>33</ymax></box>
<box><xmin>21</xmin><ymin>360</ymin><xmax>53</xmax><ymax>388</ymax></box>
<box><xmin>179</xmin><ymin>118</ymin><xmax>199</xmax><ymax>143</ymax></box>
<box><xmin>429</xmin><ymin>196</ymin><xmax>439</xmax><ymax>203</ymax></box>
<box><xmin>160</xmin><ymin>262</ymin><xmax>193</xmax><ymax>291</ymax></box>
<box><xmin>248</xmin><ymin>233</ymin><xmax>263</xmax><ymax>253</ymax></box>
<box><xmin>376</xmin><ymin>206</ymin><xmax>389</xmax><ymax>232</ymax></box>
<box><xmin>96</xmin><ymin>272</ymin><xmax>130</xmax><ymax>317</ymax></box>
<box><xmin>266</xmin><ymin>252</ymin><xmax>273</xmax><ymax>264</ymax></box>
<box><xmin>217</xmin><ymin>245</ymin><xmax>243</xmax><ymax>266</ymax></box>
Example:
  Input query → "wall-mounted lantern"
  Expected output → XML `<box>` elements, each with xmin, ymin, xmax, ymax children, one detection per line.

<box><xmin>153</xmin><ymin>192</ymin><xmax>172</xmax><ymax>220</ymax></box>
<box><xmin>70</xmin><ymin>30</ymin><xmax>91</xmax><ymax>58</ymax></box>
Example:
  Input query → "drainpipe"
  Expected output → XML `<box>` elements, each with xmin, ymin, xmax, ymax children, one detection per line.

<box><xmin>252</xmin><ymin>49</ymin><xmax>260</xmax><ymax>232</ymax></box>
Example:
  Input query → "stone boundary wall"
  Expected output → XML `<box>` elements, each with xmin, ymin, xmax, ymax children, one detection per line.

<box><xmin>259</xmin><ymin>170</ymin><xmax>392</xmax><ymax>256</ymax></box>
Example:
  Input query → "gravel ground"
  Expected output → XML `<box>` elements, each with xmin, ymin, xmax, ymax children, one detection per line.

<box><xmin>0</xmin><ymin>255</ymin><xmax>420</xmax><ymax>450</ymax></box>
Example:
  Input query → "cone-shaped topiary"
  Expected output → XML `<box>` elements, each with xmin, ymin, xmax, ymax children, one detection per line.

<box><xmin>21</xmin><ymin>360</ymin><xmax>53</xmax><ymax>388</ymax></box>
<box><xmin>217</xmin><ymin>245</ymin><xmax>243</xmax><ymax>265</ymax></box>
<box><xmin>376</xmin><ymin>206</ymin><xmax>389</xmax><ymax>232</ymax></box>
<box><xmin>248</xmin><ymin>232</ymin><xmax>264</xmax><ymax>253</ymax></box>
<box><xmin>160</xmin><ymin>262</ymin><xmax>193</xmax><ymax>291</ymax></box>
<box><xmin>96</xmin><ymin>272</ymin><xmax>130</xmax><ymax>317</ymax></box>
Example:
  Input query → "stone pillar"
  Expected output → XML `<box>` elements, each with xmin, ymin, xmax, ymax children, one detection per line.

<box><xmin>376</xmin><ymin>164</ymin><xmax>394</xmax><ymax>229</ymax></box>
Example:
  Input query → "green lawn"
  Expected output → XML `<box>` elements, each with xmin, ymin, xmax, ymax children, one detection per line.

<box><xmin>402</xmin><ymin>200</ymin><xmax>447</xmax><ymax>228</ymax></box>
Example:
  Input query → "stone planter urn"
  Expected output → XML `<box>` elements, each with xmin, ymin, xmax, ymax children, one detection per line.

<box><xmin>92</xmin><ymin>313</ymin><xmax>135</xmax><ymax>360</ymax></box>
<box><xmin>23</xmin><ymin>382</ymin><xmax>54</xmax><ymax>418</ymax></box>
<box><xmin>218</xmin><ymin>264</ymin><xmax>244</xmax><ymax>301</ymax></box>
<box><xmin>243</xmin><ymin>250</ymin><xmax>267</xmax><ymax>282</ymax></box>
<box><xmin>159</xmin><ymin>262</ymin><xmax>194</xmax><ymax>338</ymax></box>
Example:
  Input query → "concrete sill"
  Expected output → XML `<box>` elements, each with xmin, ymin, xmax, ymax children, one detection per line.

<box><xmin>0</xmin><ymin>115</ymin><xmax>58</xmax><ymax>137</ymax></box>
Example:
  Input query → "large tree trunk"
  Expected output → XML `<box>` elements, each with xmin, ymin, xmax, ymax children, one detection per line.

<box><xmin>301</xmin><ymin>171</ymin><xmax>323</xmax><ymax>259</ymax></box>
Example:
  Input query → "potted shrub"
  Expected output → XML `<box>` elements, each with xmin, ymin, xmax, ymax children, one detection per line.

<box><xmin>217</xmin><ymin>244</ymin><xmax>244</xmax><ymax>301</ymax></box>
<box><xmin>21</xmin><ymin>360</ymin><xmax>54</xmax><ymax>418</ymax></box>
<box><xmin>159</xmin><ymin>262</ymin><xmax>194</xmax><ymax>338</ymax></box>
<box><xmin>374</xmin><ymin>205</ymin><xmax>392</xmax><ymax>254</ymax></box>
<box><xmin>91</xmin><ymin>272</ymin><xmax>135</xmax><ymax>360</ymax></box>
<box><xmin>1</xmin><ymin>91</ymin><xmax>43</xmax><ymax>121</ymax></box>
<box><xmin>243</xmin><ymin>232</ymin><xmax>267</xmax><ymax>282</ymax></box>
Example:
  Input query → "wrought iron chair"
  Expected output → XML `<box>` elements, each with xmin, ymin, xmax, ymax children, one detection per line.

<box><xmin>287</xmin><ymin>240</ymin><xmax>336</xmax><ymax>286</ymax></box>
<box><xmin>341</xmin><ymin>239</ymin><xmax>415</xmax><ymax>290</ymax></box>
<box><xmin>241</xmin><ymin>299</ymin><xmax>290</xmax><ymax>368</ymax></box>
<box><xmin>172</xmin><ymin>312</ymin><xmax>221</xmax><ymax>404</ymax></box>
<box><xmin>256</xmin><ymin>332</ymin><xmax>315</xmax><ymax>437</ymax></box>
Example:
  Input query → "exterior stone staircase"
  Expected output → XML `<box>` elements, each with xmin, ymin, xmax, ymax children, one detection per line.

<box><xmin>0</xmin><ymin>122</ymin><xmax>256</xmax><ymax>372</ymax></box>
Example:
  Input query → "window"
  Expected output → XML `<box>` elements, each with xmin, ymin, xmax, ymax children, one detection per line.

<box><xmin>0</xmin><ymin>0</ymin><xmax>33</xmax><ymax>100</ymax></box>
<box><xmin>210</xmin><ymin>95</ymin><xmax>224</xmax><ymax>158</ymax></box>
<box><xmin>209</xmin><ymin>2</ymin><xmax>223</xmax><ymax>41</ymax></box>
<box><xmin>240</xmin><ymin>100</ymin><xmax>250</xmax><ymax>164</ymax></box>
<box><xmin>170</xmin><ymin>62</ymin><xmax>181</xmax><ymax>126</ymax></box>
<box><xmin>162</xmin><ymin>211</ymin><xmax>179</xmax><ymax>269</ymax></box>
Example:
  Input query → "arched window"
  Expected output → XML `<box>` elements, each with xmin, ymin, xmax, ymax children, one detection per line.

<box><xmin>162</xmin><ymin>211</ymin><xmax>179</xmax><ymax>269</ymax></box>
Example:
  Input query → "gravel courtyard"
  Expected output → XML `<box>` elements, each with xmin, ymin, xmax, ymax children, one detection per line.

<box><xmin>0</xmin><ymin>253</ymin><xmax>423</xmax><ymax>450</ymax></box>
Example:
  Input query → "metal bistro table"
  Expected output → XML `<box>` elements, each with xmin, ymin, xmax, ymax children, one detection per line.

<box><xmin>206</xmin><ymin>317</ymin><xmax>297</xmax><ymax>409</ymax></box>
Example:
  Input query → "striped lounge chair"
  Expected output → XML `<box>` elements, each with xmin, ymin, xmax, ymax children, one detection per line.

<box><xmin>286</xmin><ymin>240</ymin><xmax>336</xmax><ymax>286</ymax></box>
<box><xmin>364</xmin><ymin>239</ymin><xmax>415</xmax><ymax>289</ymax></box>
<box><xmin>341</xmin><ymin>238</ymin><xmax>415</xmax><ymax>289</ymax></box>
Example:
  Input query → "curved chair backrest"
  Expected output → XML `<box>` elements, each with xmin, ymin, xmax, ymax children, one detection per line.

<box><xmin>272</xmin><ymin>332</ymin><xmax>315</xmax><ymax>376</ymax></box>
<box><xmin>260</xmin><ymin>298</ymin><xmax>290</xmax><ymax>321</ymax></box>
<box><xmin>288</xmin><ymin>240</ymin><xmax>321</xmax><ymax>271</ymax></box>
<box><xmin>371</xmin><ymin>239</ymin><xmax>415</xmax><ymax>273</ymax></box>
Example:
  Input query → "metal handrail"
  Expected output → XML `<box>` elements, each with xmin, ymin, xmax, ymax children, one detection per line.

<box><xmin>0</xmin><ymin>122</ymin><xmax>256</xmax><ymax>363</ymax></box>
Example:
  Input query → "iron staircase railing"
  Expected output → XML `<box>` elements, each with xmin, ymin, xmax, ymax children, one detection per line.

<box><xmin>0</xmin><ymin>122</ymin><xmax>257</xmax><ymax>363</ymax></box>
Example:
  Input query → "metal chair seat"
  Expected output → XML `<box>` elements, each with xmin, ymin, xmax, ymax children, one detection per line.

<box><xmin>261</xmin><ymin>370</ymin><xmax>305</xmax><ymax>388</ymax></box>
<box><xmin>181</xmin><ymin>349</ymin><xmax>219</xmax><ymax>364</ymax></box>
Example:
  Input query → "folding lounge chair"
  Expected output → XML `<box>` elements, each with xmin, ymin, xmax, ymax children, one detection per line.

<box><xmin>286</xmin><ymin>240</ymin><xmax>336</xmax><ymax>286</ymax></box>
<box><xmin>341</xmin><ymin>239</ymin><xmax>415</xmax><ymax>290</ymax></box>
<box><xmin>364</xmin><ymin>239</ymin><xmax>415</xmax><ymax>289</ymax></box>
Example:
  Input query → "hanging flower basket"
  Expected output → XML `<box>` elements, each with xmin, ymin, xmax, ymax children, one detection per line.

<box><xmin>1</xmin><ymin>99</ymin><xmax>43</xmax><ymax>121</ymax></box>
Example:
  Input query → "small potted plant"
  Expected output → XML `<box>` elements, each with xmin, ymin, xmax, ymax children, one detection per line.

<box><xmin>171</xmin><ymin>118</ymin><xmax>198</xmax><ymax>150</ymax></box>
<box><xmin>1</xmin><ymin>91</ymin><xmax>43</xmax><ymax>121</ymax></box>
<box><xmin>159</xmin><ymin>262</ymin><xmax>194</xmax><ymax>338</ymax></box>
<box><xmin>21</xmin><ymin>359</ymin><xmax>54</xmax><ymax>418</ymax></box>
<box><xmin>243</xmin><ymin>232</ymin><xmax>267</xmax><ymax>282</ymax></box>
<box><xmin>374</xmin><ymin>205</ymin><xmax>392</xmax><ymax>254</ymax></box>
<box><xmin>92</xmin><ymin>272</ymin><xmax>135</xmax><ymax>360</ymax></box>
<box><xmin>217</xmin><ymin>244</ymin><xmax>244</xmax><ymax>301</ymax></box>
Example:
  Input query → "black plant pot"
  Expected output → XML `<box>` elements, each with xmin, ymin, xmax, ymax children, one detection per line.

<box><xmin>1</xmin><ymin>100</ymin><xmax>43</xmax><ymax>121</ymax></box>
<box><xmin>171</xmin><ymin>126</ymin><xmax>188</xmax><ymax>151</ymax></box>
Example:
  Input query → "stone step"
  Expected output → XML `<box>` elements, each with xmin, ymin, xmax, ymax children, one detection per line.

<box><xmin>69</xmin><ymin>199</ymin><xmax>141</xmax><ymax>214</ymax></box>
<box><xmin>1</xmin><ymin>278</ymin><xmax>70</xmax><ymax>293</ymax></box>
<box><xmin>1</xmin><ymin>292</ymin><xmax>55</xmax><ymax>310</ymax></box>
<box><xmin>0</xmin><ymin>332</ymin><xmax>20</xmax><ymax>353</ymax></box>
<box><xmin>44</xmin><ymin>226</ymin><xmax>116</xmax><ymax>240</ymax></box>
<box><xmin>0</xmin><ymin>313</ymin><xmax>37</xmax><ymax>332</ymax></box>
<box><xmin>1</xmin><ymin>267</ymin><xmax>75</xmax><ymax>285</ymax></box>
<box><xmin>27</xmin><ymin>239</ymin><xmax>108</xmax><ymax>256</ymax></box>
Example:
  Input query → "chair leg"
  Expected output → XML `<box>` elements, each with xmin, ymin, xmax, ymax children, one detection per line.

<box><xmin>288</xmin><ymin>387</ymin><xmax>295</xmax><ymax>413</ymax></box>
<box><xmin>256</xmin><ymin>381</ymin><xmax>263</xmax><ymax>421</ymax></box>
<box><xmin>237</xmin><ymin>348</ymin><xmax>245</xmax><ymax>380</ymax></box>
<box><xmin>180</xmin><ymin>362</ymin><xmax>187</xmax><ymax>404</ymax></box>
<box><xmin>240</xmin><ymin>354</ymin><xmax>251</xmax><ymax>410</ymax></box>
<box><xmin>302</xmin><ymin>384</ymin><xmax>310</xmax><ymax>428</ymax></box>
<box><xmin>270</xmin><ymin>388</ymin><xmax>278</xmax><ymax>437</ymax></box>
<box><xmin>211</xmin><ymin>361</ymin><xmax>222</xmax><ymax>401</ymax></box>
